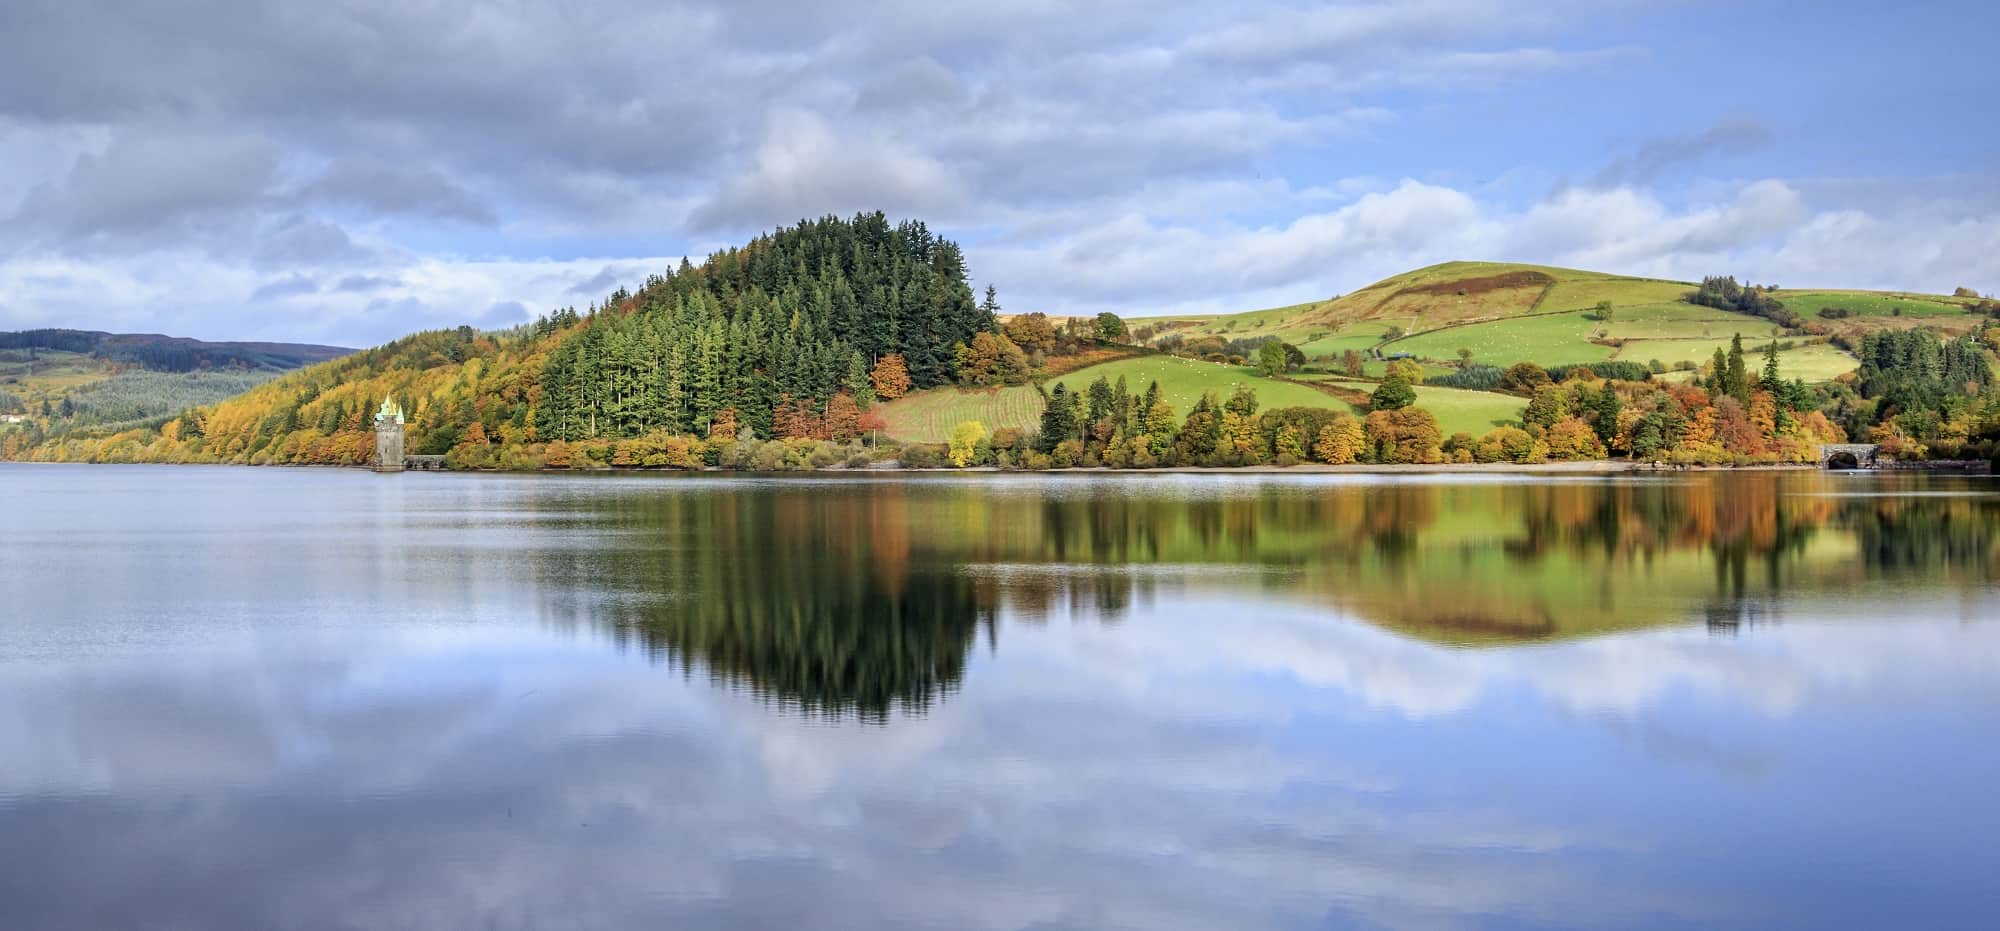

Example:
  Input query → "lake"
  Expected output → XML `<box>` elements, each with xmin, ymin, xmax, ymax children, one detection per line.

<box><xmin>2</xmin><ymin>463</ymin><xmax>1997</xmax><ymax>929</ymax></box>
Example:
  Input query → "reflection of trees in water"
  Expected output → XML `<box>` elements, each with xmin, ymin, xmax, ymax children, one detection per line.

<box><xmin>535</xmin><ymin>476</ymin><xmax>2000</xmax><ymax>688</ymax></box>
<box><xmin>988</xmin><ymin>566</ymin><xmax>1143</xmax><ymax>626</ymax></box>
<box><xmin>1701</xmin><ymin>597</ymin><xmax>1781</xmax><ymax>635</ymax></box>
<box><xmin>551</xmin><ymin>486</ymin><xmax>1187</xmax><ymax>719</ymax></box>
<box><xmin>614</xmin><ymin>566</ymin><xmax>990</xmax><ymax>723</ymax></box>
<box><xmin>551</xmin><ymin>486</ymin><xmax>995</xmax><ymax>722</ymax></box>
<box><xmin>1846</xmin><ymin>494</ymin><xmax>2000</xmax><ymax>578</ymax></box>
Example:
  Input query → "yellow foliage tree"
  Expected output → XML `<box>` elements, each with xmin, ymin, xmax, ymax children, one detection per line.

<box><xmin>1364</xmin><ymin>408</ymin><xmax>1443</xmax><ymax>464</ymax></box>
<box><xmin>1315</xmin><ymin>415</ymin><xmax>1365</xmax><ymax>465</ymax></box>
<box><xmin>543</xmin><ymin>440</ymin><xmax>574</xmax><ymax>469</ymax></box>
<box><xmin>1385</xmin><ymin>358</ymin><xmax>1425</xmax><ymax>385</ymax></box>
<box><xmin>948</xmin><ymin>420</ymin><xmax>986</xmax><ymax>468</ymax></box>
<box><xmin>1542</xmin><ymin>416</ymin><xmax>1607</xmax><ymax>460</ymax></box>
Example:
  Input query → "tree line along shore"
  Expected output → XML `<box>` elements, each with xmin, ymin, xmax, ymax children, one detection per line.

<box><xmin>4</xmin><ymin>214</ymin><xmax>1999</xmax><ymax>472</ymax></box>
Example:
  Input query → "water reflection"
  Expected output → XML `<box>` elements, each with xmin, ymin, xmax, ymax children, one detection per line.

<box><xmin>1</xmin><ymin>466</ymin><xmax>1997</xmax><ymax>929</ymax></box>
<box><xmin>539</xmin><ymin>474</ymin><xmax>2000</xmax><ymax>716</ymax></box>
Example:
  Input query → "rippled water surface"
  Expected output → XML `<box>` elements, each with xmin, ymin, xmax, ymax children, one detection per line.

<box><xmin>3</xmin><ymin>463</ymin><xmax>1998</xmax><ymax>929</ymax></box>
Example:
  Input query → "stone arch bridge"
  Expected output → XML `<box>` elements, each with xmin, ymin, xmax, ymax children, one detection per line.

<box><xmin>1818</xmin><ymin>444</ymin><xmax>1880</xmax><ymax>469</ymax></box>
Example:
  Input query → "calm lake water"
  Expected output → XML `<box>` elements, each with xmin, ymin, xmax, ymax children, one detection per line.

<box><xmin>3</xmin><ymin>463</ymin><xmax>1998</xmax><ymax>930</ymax></box>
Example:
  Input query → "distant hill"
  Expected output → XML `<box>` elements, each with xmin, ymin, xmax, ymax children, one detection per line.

<box><xmin>0</xmin><ymin>329</ymin><xmax>353</xmax><ymax>373</ymax></box>
<box><xmin>1138</xmin><ymin>261</ymin><xmax>1990</xmax><ymax>379</ymax></box>
<box><xmin>0</xmin><ymin>329</ymin><xmax>356</xmax><ymax>434</ymax></box>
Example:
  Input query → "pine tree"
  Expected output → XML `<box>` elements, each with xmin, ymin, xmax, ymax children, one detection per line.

<box><xmin>1112</xmin><ymin>376</ymin><xmax>1132</xmax><ymax>435</ymax></box>
<box><xmin>1725</xmin><ymin>334</ymin><xmax>1750</xmax><ymax>403</ymax></box>
<box><xmin>1038</xmin><ymin>384</ymin><xmax>1076</xmax><ymax>452</ymax></box>
<box><xmin>842</xmin><ymin>352</ymin><xmax>875</xmax><ymax>406</ymax></box>
<box><xmin>1085</xmin><ymin>377</ymin><xmax>1115</xmax><ymax>427</ymax></box>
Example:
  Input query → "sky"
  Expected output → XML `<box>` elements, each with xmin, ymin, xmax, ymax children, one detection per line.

<box><xmin>2</xmin><ymin>0</ymin><xmax>1996</xmax><ymax>348</ymax></box>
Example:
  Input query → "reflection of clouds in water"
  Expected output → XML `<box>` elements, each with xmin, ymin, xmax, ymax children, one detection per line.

<box><xmin>13</xmin><ymin>596</ymin><xmax>1998</xmax><ymax>929</ymax></box>
<box><xmin>0</xmin><ymin>614</ymin><xmax>1749</xmax><ymax>930</ymax></box>
<box><xmin>1112</xmin><ymin>592</ymin><xmax>2000</xmax><ymax>724</ymax></box>
<box><xmin>7</xmin><ymin>467</ymin><xmax>1999</xmax><ymax>928</ymax></box>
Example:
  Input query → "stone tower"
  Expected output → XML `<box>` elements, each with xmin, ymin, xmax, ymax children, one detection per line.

<box><xmin>373</xmin><ymin>396</ymin><xmax>406</xmax><ymax>472</ymax></box>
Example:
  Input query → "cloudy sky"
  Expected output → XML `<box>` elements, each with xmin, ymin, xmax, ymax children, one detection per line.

<box><xmin>3</xmin><ymin>0</ymin><xmax>1996</xmax><ymax>347</ymax></box>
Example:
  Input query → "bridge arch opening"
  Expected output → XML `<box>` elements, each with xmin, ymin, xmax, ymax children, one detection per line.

<box><xmin>1825</xmin><ymin>451</ymin><xmax>1861</xmax><ymax>470</ymax></box>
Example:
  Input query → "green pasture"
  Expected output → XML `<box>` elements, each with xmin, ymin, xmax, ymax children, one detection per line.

<box><xmin>1052</xmin><ymin>355</ymin><xmax>1348</xmax><ymax>416</ymax></box>
<box><xmin>1295</xmin><ymin>321</ymin><xmax>1396</xmax><ymax>358</ymax></box>
<box><xmin>1309</xmin><ymin>375</ymin><xmax>1523</xmax><ymax>436</ymax></box>
<box><xmin>876</xmin><ymin>384</ymin><xmax>1046</xmax><ymax>442</ymax></box>
<box><xmin>1777</xmin><ymin>290</ymin><xmax>1970</xmax><ymax>319</ymax></box>
<box><xmin>1388</xmin><ymin>313</ymin><xmax>1616</xmax><ymax>367</ymax></box>
<box><xmin>1537</xmin><ymin>277</ymin><xmax>1691</xmax><ymax>312</ymax></box>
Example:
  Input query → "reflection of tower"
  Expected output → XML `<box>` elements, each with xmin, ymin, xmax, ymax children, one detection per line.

<box><xmin>372</xmin><ymin>397</ymin><xmax>406</xmax><ymax>473</ymax></box>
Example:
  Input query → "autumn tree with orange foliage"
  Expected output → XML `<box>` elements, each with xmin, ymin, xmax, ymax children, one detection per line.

<box><xmin>709</xmin><ymin>408</ymin><xmax>739</xmax><ymax>440</ymax></box>
<box><xmin>871</xmin><ymin>354</ymin><xmax>912</xmax><ymax>399</ymax></box>
<box><xmin>824</xmin><ymin>392</ymin><xmax>862</xmax><ymax>441</ymax></box>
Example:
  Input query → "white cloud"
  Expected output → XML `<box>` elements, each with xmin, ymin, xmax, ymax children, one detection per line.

<box><xmin>0</xmin><ymin>249</ymin><xmax>677</xmax><ymax>345</ymax></box>
<box><xmin>976</xmin><ymin>177</ymin><xmax>2000</xmax><ymax>318</ymax></box>
<box><xmin>690</xmin><ymin>110</ymin><xmax>968</xmax><ymax>232</ymax></box>
<box><xmin>0</xmin><ymin>1</ymin><xmax>1988</xmax><ymax>344</ymax></box>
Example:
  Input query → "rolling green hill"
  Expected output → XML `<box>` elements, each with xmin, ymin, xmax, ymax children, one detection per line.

<box><xmin>1151</xmin><ymin>261</ymin><xmax>1988</xmax><ymax>376</ymax></box>
<box><xmin>875</xmin><ymin>260</ymin><xmax>1993</xmax><ymax>443</ymax></box>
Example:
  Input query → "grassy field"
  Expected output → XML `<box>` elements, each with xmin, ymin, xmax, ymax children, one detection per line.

<box><xmin>1612</xmin><ymin>339</ymin><xmax>1733</xmax><ymax>368</ymax></box>
<box><xmin>1537</xmin><ymin>276</ymin><xmax>1692</xmax><ymax>311</ymax></box>
<box><xmin>875</xmin><ymin>384</ymin><xmax>1046</xmax><ymax>442</ymax></box>
<box><xmin>1305</xmin><ymin>376</ymin><xmax>1524</xmax><ymax>435</ymax></box>
<box><xmin>1193</xmin><ymin>301</ymin><xmax>1321</xmax><ymax>336</ymax></box>
<box><xmin>1777</xmin><ymin>290</ymin><xmax>1971</xmax><ymax>318</ymax></box>
<box><xmin>1050</xmin><ymin>355</ymin><xmax>1347</xmax><ymax>414</ymax></box>
<box><xmin>1295</xmin><ymin>321</ymin><xmax>1396</xmax><ymax>358</ymax></box>
<box><xmin>1653</xmin><ymin>341</ymin><xmax>1859</xmax><ymax>384</ymax></box>
<box><xmin>1388</xmin><ymin>312</ymin><xmax>1617</xmax><ymax>368</ymax></box>
<box><xmin>1598</xmin><ymin>302</ymin><xmax>1775</xmax><ymax>340</ymax></box>
<box><xmin>1774</xmin><ymin>342</ymin><xmax>1863</xmax><ymax>380</ymax></box>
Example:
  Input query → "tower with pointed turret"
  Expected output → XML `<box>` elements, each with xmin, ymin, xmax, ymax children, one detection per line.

<box><xmin>373</xmin><ymin>396</ymin><xmax>406</xmax><ymax>472</ymax></box>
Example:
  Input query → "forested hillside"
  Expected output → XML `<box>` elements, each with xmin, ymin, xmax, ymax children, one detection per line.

<box><xmin>2</xmin><ymin>213</ymin><xmax>1001</xmax><ymax>467</ymax></box>
<box><xmin>536</xmin><ymin>213</ymin><xmax>991</xmax><ymax>441</ymax></box>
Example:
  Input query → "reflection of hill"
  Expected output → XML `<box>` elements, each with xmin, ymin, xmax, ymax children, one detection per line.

<box><xmin>567</xmin><ymin>486</ymin><xmax>995</xmax><ymax>721</ymax></box>
<box><xmin>1304</xmin><ymin>478</ymin><xmax>1998</xmax><ymax>645</ymax></box>
<box><xmin>544</xmin><ymin>475</ymin><xmax>2000</xmax><ymax>705</ymax></box>
<box><xmin>614</xmin><ymin>567</ymin><xmax>988</xmax><ymax>722</ymax></box>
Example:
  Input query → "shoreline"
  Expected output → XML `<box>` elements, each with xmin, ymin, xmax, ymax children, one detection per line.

<box><xmin>8</xmin><ymin>459</ymin><xmax>1990</xmax><ymax>475</ymax></box>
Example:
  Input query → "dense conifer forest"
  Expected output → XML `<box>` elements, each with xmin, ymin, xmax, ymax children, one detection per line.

<box><xmin>535</xmin><ymin>213</ymin><xmax>992</xmax><ymax>441</ymax></box>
